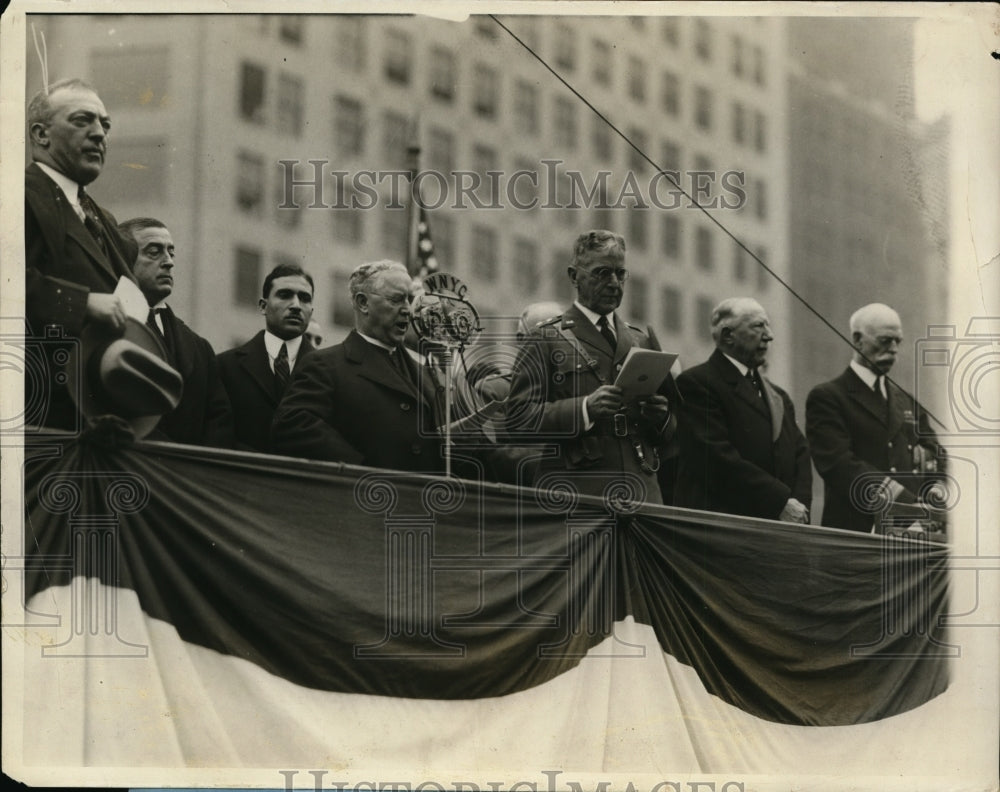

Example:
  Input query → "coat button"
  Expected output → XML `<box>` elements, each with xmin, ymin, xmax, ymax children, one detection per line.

<box><xmin>889</xmin><ymin>466</ymin><xmax>897</xmax><ymax>473</ymax></box>
<box><xmin>400</xmin><ymin>402</ymin><xmax>411</xmax><ymax>411</ymax></box>
<box><xmin>887</xmin><ymin>441</ymin><xmax>893</xmax><ymax>448</ymax></box>
<box><xmin>411</xmin><ymin>443</ymin><xmax>422</xmax><ymax>455</ymax></box>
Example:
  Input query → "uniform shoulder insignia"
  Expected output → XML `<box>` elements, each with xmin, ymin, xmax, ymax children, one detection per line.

<box><xmin>537</xmin><ymin>315</ymin><xmax>562</xmax><ymax>328</ymax></box>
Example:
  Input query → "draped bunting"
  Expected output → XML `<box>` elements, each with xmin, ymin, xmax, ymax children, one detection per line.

<box><xmin>17</xmin><ymin>431</ymin><xmax>952</xmax><ymax>773</ymax></box>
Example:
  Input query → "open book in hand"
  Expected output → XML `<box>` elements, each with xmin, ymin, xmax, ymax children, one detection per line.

<box><xmin>613</xmin><ymin>348</ymin><xmax>678</xmax><ymax>400</ymax></box>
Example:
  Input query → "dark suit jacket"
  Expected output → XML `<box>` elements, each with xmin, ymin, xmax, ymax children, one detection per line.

<box><xmin>217</xmin><ymin>330</ymin><xmax>312</xmax><ymax>453</ymax></box>
<box><xmin>147</xmin><ymin>307</ymin><xmax>234</xmax><ymax>447</ymax></box>
<box><xmin>270</xmin><ymin>330</ymin><xmax>447</xmax><ymax>473</ymax></box>
<box><xmin>806</xmin><ymin>366</ymin><xmax>945</xmax><ymax>533</ymax></box>
<box><xmin>674</xmin><ymin>349</ymin><xmax>812</xmax><ymax>520</ymax></box>
<box><xmin>505</xmin><ymin>305</ymin><xmax>679</xmax><ymax>504</ymax></box>
<box><xmin>24</xmin><ymin>162</ymin><xmax>137</xmax><ymax>429</ymax></box>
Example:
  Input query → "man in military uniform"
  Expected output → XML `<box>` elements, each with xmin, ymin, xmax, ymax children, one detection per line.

<box><xmin>505</xmin><ymin>230</ymin><xmax>678</xmax><ymax>505</ymax></box>
<box><xmin>806</xmin><ymin>303</ymin><xmax>946</xmax><ymax>533</ymax></box>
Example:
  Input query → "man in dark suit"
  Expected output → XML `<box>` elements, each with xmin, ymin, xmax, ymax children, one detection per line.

<box><xmin>505</xmin><ymin>230</ymin><xmax>678</xmax><ymax>505</ymax></box>
<box><xmin>806</xmin><ymin>303</ymin><xmax>945</xmax><ymax>533</ymax></box>
<box><xmin>272</xmin><ymin>260</ymin><xmax>448</xmax><ymax>472</ymax></box>
<box><xmin>217</xmin><ymin>263</ymin><xmax>314</xmax><ymax>453</ymax></box>
<box><xmin>25</xmin><ymin>78</ymin><xmax>138</xmax><ymax>430</ymax></box>
<box><xmin>674</xmin><ymin>297</ymin><xmax>812</xmax><ymax>522</ymax></box>
<box><xmin>119</xmin><ymin>217</ymin><xmax>234</xmax><ymax>447</ymax></box>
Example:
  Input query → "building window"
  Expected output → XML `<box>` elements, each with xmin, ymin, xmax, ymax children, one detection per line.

<box><xmin>554</xmin><ymin>96</ymin><xmax>578</xmax><ymax>149</ymax></box>
<box><xmin>89</xmin><ymin>47</ymin><xmax>169</xmax><ymax>110</ymax></box>
<box><xmin>628</xmin><ymin>127</ymin><xmax>648</xmax><ymax>173</ymax></box>
<box><xmin>628</xmin><ymin>208</ymin><xmax>648</xmax><ymax>251</ymax></box>
<box><xmin>279</xmin><ymin>17</ymin><xmax>303</xmax><ymax>45</ymax></box>
<box><xmin>695</xmin><ymin>225</ymin><xmax>714</xmax><ymax>271</ymax></box>
<box><xmin>754</xmin><ymin>178</ymin><xmax>768</xmax><ymax>221</ymax></box>
<box><xmin>382</xmin><ymin>110</ymin><xmax>410</xmax><ymax>170</ymax></box>
<box><xmin>95</xmin><ymin>137</ymin><xmax>167</xmax><ymax>203</ymax></box>
<box><xmin>660</xmin><ymin>139</ymin><xmax>681</xmax><ymax>175</ymax></box>
<box><xmin>427</xmin><ymin>127</ymin><xmax>455</xmax><ymax>176</ymax></box>
<box><xmin>236</xmin><ymin>150</ymin><xmax>265</xmax><ymax>214</ymax></box>
<box><xmin>754</xmin><ymin>111</ymin><xmax>767</xmax><ymax>153</ymax></box>
<box><xmin>513</xmin><ymin>79</ymin><xmax>539</xmax><ymax>134</ymax></box>
<box><xmin>234</xmin><ymin>246</ymin><xmax>262</xmax><ymax>307</ymax></box>
<box><xmin>336</xmin><ymin>17</ymin><xmax>366</xmax><ymax>71</ymax></box>
<box><xmin>474</xmin><ymin>16</ymin><xmax>498</xmax><ymax>39</ymax></box>
<box><xmin>661</xmin><ymin>17</ymin><xmax>680</xmax><ymax>47</ymax></box>
<box><xmin>756</xmin><ymin>245</ymin><xmax>769</xmax><ymax>290</ymax></box>
<box><xmin>733</xmin><ymin>242</ymin><xmax>748</xmax><ymax>282</ymax></box>
<box><xmin>694</xmin><ymin>19</ymin><xmax>712</xmax><ymax>61</ymax></box>
<box><xmin>277</xmin><ymin>73</ymin><xmax>305</xmax><ymax>137</ymax></box>
<box><xmin>472</xmin><ymin>144</ymin><xmax>499</xmax><ymax>204</ymax></box>
<box><xmin>629</xmin><ymin>275</ymin><xmax>648</xmax><ymax>321</ymax></box>
<box><xmin>752</xmin><ymin>45</ymin><xmax>766</xmax><ymax>86</ymax></box>
<box><xmin>429</xmin><ymin>46</ymin><xmax>456</xmax><ymax>102</ymax></box>
<box><xmin>662</xmin><ymin>215</ymin><xmax>680</xmax><ymax>259</ymax></box>
<box><xmin>471</xmin><ymin>225</ymin><xmax>498</xmax><ymax>282</ymax></box>
<box><xmin>593</xmin><ymin>117</ymin><xmax>613</xmax><ymax>161</ymax></box>
<box><xmin>661</xmin><ymin>286</ymin><xmax>682</xmax><ymax>333</ymax></box>
<box><xmin>473</xmin><ymin>63</ymin><xmax>498</xmax><ymax>118</ymax></box>
<box><xmin>694</xmin><ymin>86</ymin><xmax>712</xmax><ymax>130</ymax></box>
<box><xmin>513</xmin><ymin>237</ymin><xmax>539</xmax><ymax>293</ymax></box>
<box><xmin>732</xmin><ymin>101</ymin><xmax>746</xmax><ymax>144</ymax></box>
<box><xmin>628</xmin><ymin>56</ymin><xmax>646</xmax><ymax>103</ymax></box>
<box><xmin>332</xmin><ymin>180</ymin><xmax>364</xmax><ymax>244</ymax></box>
<box><xmin>239</xmin><ymin>62</ymin><xmax>266</xmax><ymax>124</ymax></box>
<box><xmin>512</xmin><ymin>157</ymin><xmax>538</xmax><ymax>207</ymax></box>
<box><xmin>333</xmin><ymin>95</ymin><xmax>365</xmax><ymax>157</ymax></box>
<box><xmin>592</xmin><ymin>39</ymin><xmax>612</xmax><ymax>86</ymax></box>
<box><xmin>331</xmin><ymin>271</ymin><xmax>354</xmax><ymax>327</ymax></box>
<box><xmin>554</xmin><ymin>22</ymin><xmax>576</xmax><ymax>70</ymax></box>
<box><xmin>274</xmin><ymin>163</ymin><xmax>303</xmax><ymax>229</ymax></box>
<box><xmin>731</xmin><ymin>34</ymin><xmax>744</xmax><ymax>76</ymax></box>
<box><xmin>431</xmin><ymin>214</ymin><xmax>454</xmax><ymax>271</ymax></box>
<box><xmin>384</xmin><ymin>29</ymin><xmax>412</xmax><ymax>85</ymax></box>
<box><xmin>661</xmin><ymin>71</ymin><xmax>680</xmax><ymax>116</ymax></box>
<box><xmin>695</xmin><ymin>295</ymin><xmax>715</xmax><ymax>339</ymax></box>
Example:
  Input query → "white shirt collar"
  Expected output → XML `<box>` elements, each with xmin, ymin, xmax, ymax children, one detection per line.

<box><xmin>722</xmin><ymin>352</ymin><xmax>750</xmax><ymax>377</ymax></box>
<box><xmin>357</xmin><ymin>331</ymin><xmax>399</xmax><ymax>354</ymax></box>
<box><xmin>850</xmin><ymin>359</ymin><xmax>881</xmax><ymax>390</ymax></box>
<box><xmin>264</xmin><ymin>330</ymin><xmax>303</xmax><ymax>370</ymax></box>
<box><xmin>35</xmin><ymin>162</ymin><xmax>83</xmax><ymax>211</ymax></box>
<box><xmin>573</xmin><ymin>301</ymin><xmax>615</xmax><ymax>336</ymax></box>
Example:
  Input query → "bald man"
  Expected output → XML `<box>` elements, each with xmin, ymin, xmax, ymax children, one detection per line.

<box><xmin>806</xmin><ymin>303</ymin><xmax>945</xmax><ymax>533</ymax></box>
<box><xmin>673</xmin><ymin>297</ymin><xmax>812</xmax><ymax>523</ymax></box>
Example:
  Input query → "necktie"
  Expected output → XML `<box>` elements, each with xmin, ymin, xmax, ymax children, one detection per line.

<box><xmin>146</xmin><ymin>308</ymin><xmax>173</xmax><ymax>360</ymax></box>
<box><xmin>597</xmin><ymin>315</ymin><xmax>617</xmax><ymax>351</ymax></box>
<box><xmin>274</xmin><ymin>342</ymin><xmax>290</xmax><ymax>397</ymax></box>
<box><xmin>873</xmin><ymin>375</ymin><xmax>887</xmax><ymax>415</ymax></box>
<box><xmin>390</xmin><ymin>347</ymin><xmax>415</xmax><ymax>388</ymax></box>
<box><xmin>746</xmin><ymin>368</ymin><xmax>764</xmax><ymax>399</ymax></box>
<box><xmin>77</xmin><ymin>187</ymin><xmax>107</xmax><ymax>253</ymax></box>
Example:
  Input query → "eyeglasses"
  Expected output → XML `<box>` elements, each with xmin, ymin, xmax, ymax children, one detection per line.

<box><xmin>584</xmin><ymin>266</ymin><xmax>629</xmax><ymax>283</ymax></box>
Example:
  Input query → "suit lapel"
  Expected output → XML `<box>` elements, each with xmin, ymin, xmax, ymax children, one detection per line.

<box><xmin>845</xmin><ymin>367</ymin><xmax>889</xmax><ymax>425</ymax></box>
<box><xmin>346</xmin><ymin>332</ymin><xmax>421</xmax><ymax>400</ymax></box>
<box><xmin>712</xmin><ymin>350</ymin><xmax>771</xmax><ymax>420</ymax></box>
<box><xmin>885</xmin><ymin>379</ymin><xmax>907</xmax><ymax>437</ymax></box>
<box><xmin>759</xmin><ymin>375</ymin><xmax>784</xmax><ymax>442</ymax></box>
<box><xmin>611</xmin><ymin>314</ymin><xmax>634</xmax><ymax>364</ymax></box>
<box><xmin>239</xmin><ymin>331</ymin><xmax>278</xmax><ymax>405</ymax></box>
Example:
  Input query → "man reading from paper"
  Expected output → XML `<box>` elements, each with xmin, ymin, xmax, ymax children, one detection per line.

<box><xmin>505</xmin><ymin>230</ymin><xmax>678</xmax><ymax>505</ymax></box>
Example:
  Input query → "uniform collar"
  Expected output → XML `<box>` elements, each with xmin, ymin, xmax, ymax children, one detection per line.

<box><xmin>573</xmin><ymin>301</ymin><xmax>616</xmax><ymax>336</ymax></box>
<box><xmin>849</xmin><ymin>359</ymin><xmax>880</xmax><ymax>389</ymax></box>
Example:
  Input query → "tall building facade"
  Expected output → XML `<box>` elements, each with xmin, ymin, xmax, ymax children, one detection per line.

<box><xmin>25</xmin><ymin>12</ymin><xmax>791</xmax><ymax>381</ymax></box>
<box><xmin>786</xmin><ymin>18</ymin><xmax>949</xmax><ymax>412</ymax></box>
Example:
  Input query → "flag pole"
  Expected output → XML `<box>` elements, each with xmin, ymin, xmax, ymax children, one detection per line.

<box><xmin>405</xmin><ymin>115</ymin><xmax>422</xmax><ymax>277</ymax></box>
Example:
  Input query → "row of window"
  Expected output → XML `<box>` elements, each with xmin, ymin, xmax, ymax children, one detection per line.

<box><xmin>239</xmin><ymin>55</ymin><xmax>770</xmax><ymax>150</ymax></box>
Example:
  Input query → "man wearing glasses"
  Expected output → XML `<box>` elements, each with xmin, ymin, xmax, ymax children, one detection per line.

<box><xmin>505</xmin><ymin>230</ymin><xmax>679</xmax><ymax>505</ymax></box>
<box><xmin>272</xmin><ymin>260</ymin><xmax>447</xmax><ymax>473</ymax></box>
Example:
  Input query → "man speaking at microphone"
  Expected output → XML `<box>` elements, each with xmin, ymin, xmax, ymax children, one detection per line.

<box><xmin>271</xmin><ymin>260</ymin><xmax>449</xmax><ymax>473</ymax></box>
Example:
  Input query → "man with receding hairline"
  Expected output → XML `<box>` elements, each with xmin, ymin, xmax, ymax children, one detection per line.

<box><xmin>25</xmin><ymin>78</ymin><xmax>138</xmax><ymax>429</ymax></box>
<box><xmin>673</xmin><ymin>297</ymin><xmax>812</xmax><ymax>522</ymax></box>
<box><xmin>806</xmin><ymin>302</ymin><xmax>945</xmax><ymax>533</ymax></box>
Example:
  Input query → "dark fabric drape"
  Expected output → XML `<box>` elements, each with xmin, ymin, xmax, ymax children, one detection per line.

<box><xmin>23</xmin><ymin>432</ymin><xmax>949</xmax><ymax>725</ymax></box>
